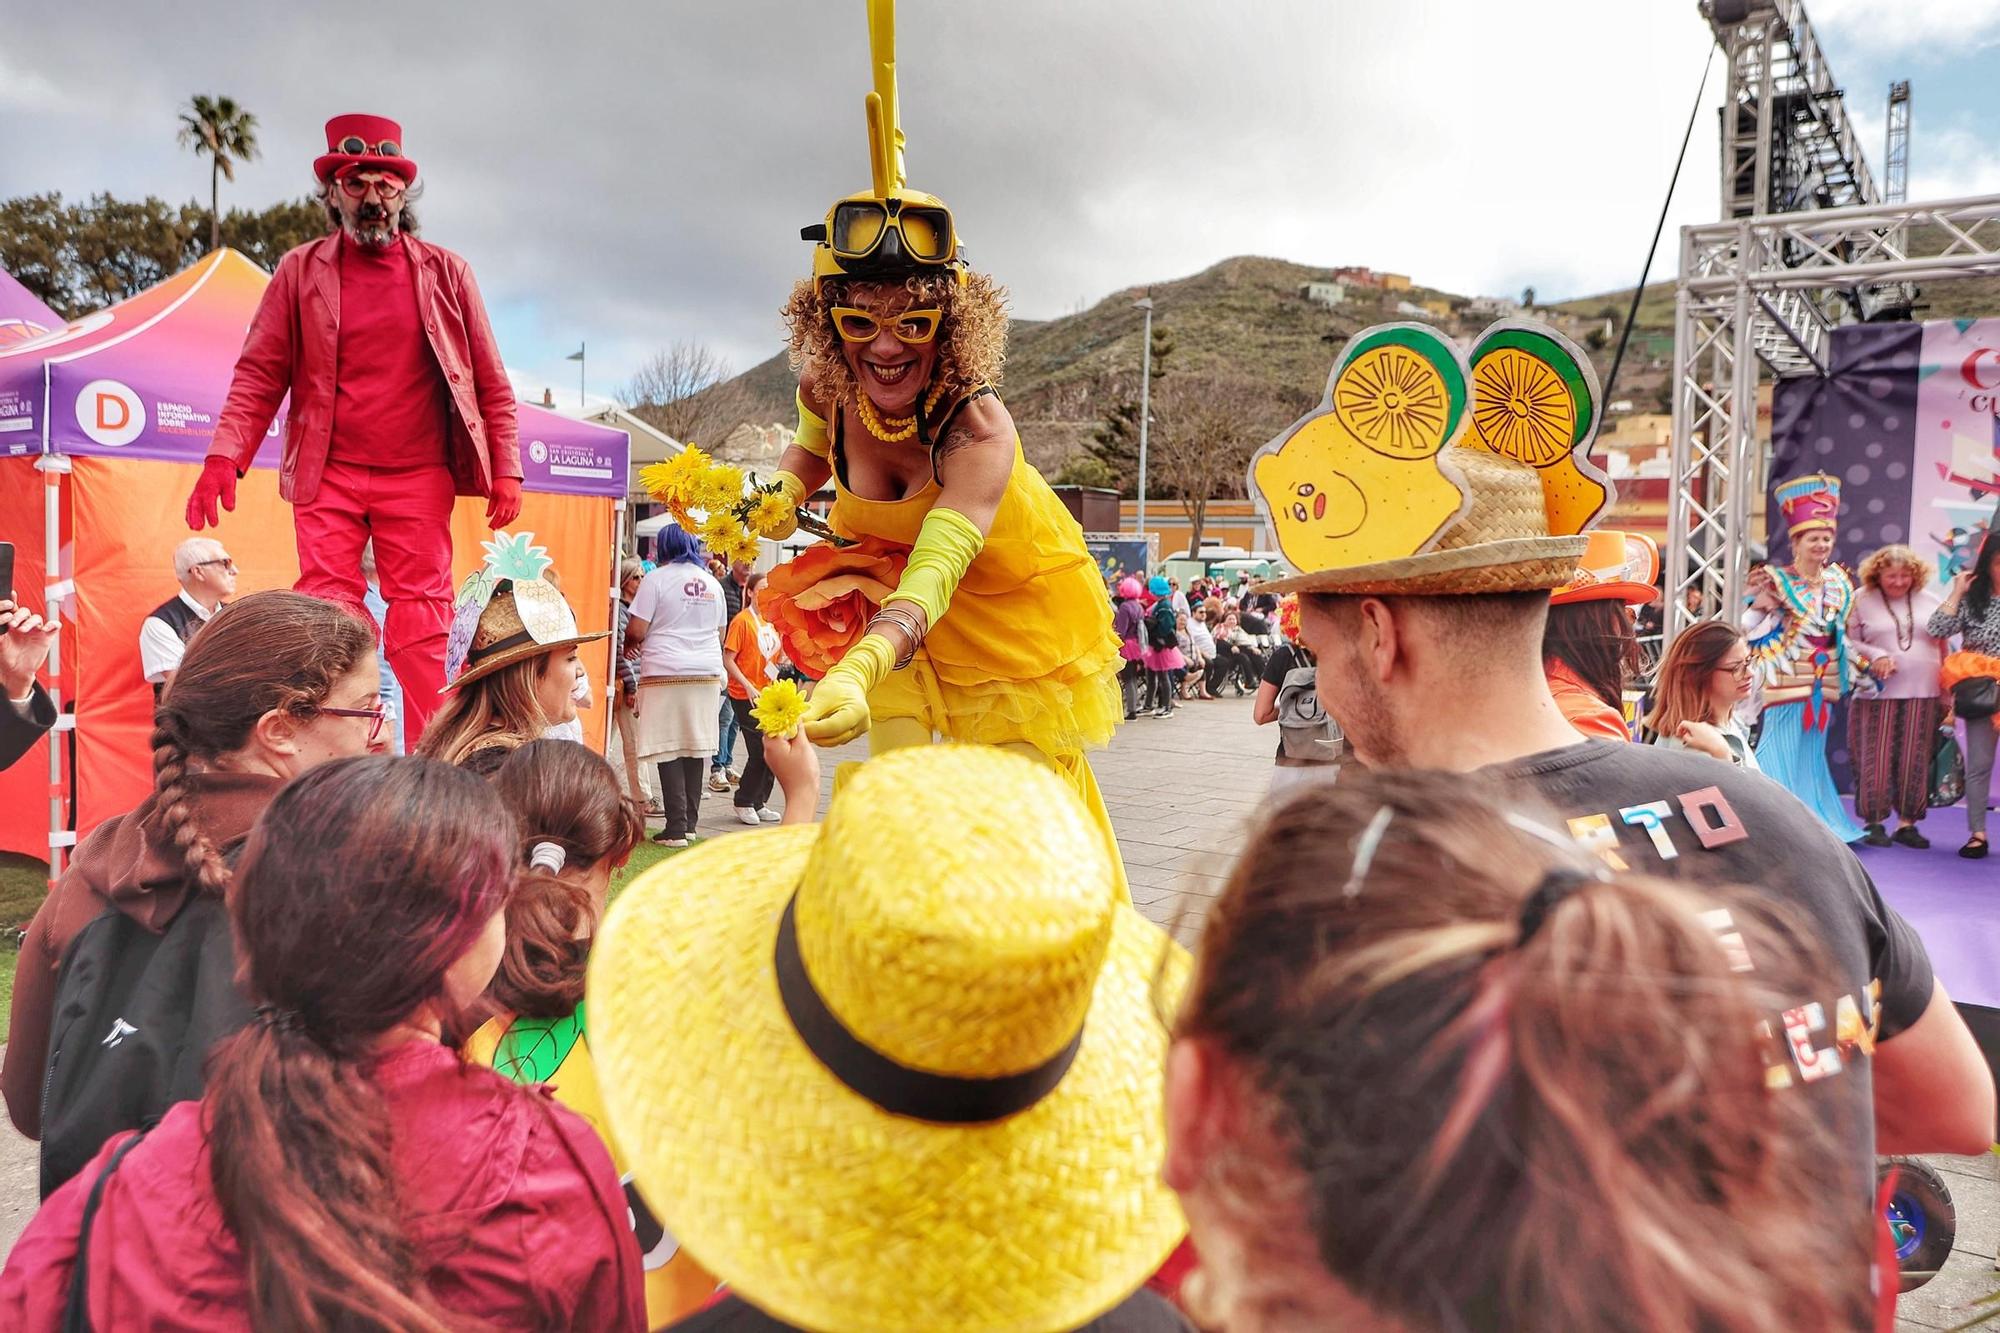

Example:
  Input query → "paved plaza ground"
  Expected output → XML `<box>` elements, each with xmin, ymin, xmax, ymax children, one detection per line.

<box><xmin>0</xmin><ymin>695</ymin><xmax>1994</xmax><ymax>1325</ymax></box>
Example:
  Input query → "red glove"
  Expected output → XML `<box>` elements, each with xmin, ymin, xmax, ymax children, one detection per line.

<box><xmin>185</xmin><ymin>457</ymin><xmax>238</xmax><ymax>530</ymax></box>
<box><xmin>486</xmin><ymin>477</ymin><xmax>522</xmax><ymax>529</ymax></box>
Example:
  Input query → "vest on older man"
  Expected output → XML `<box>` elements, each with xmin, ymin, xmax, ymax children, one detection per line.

<box><xmin>143</xmin><ymin>596</ymin><xmax>206</xmax><ymax>701</ymax></box>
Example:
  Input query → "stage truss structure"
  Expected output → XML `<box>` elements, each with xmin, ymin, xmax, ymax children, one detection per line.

<box><xmin>1664</xmin><ymin>192</ymin><xmax>2000</xmax><ymax>644</ymax></box>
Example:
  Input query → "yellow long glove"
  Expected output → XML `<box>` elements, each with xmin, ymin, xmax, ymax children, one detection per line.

<box><xmin>794</xmin><ymin>389</ymin><xmax>831</xmax><ymax>460</ymax></box>
<box><xmin>882</xmin><ymin>506</ymin><xmax>984</xmax><ymax>628</ymax></box>
<box><xmin>802</xmin><ymin>634</ymin><xmax>894</xmax><ymax>746</ymax></box>
<box><xmin>761</xmin><ymin>470</ymin><xmax>809</xmax><ymax>541</ymax></box>
<box><xmin>800</xmin><ymin>507</ymin><xmax>986</xmax><ymax>747</ymax></box>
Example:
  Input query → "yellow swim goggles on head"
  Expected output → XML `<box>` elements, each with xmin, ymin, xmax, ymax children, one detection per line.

<box><xmin>830</xmin><ymin>307</ymin><xmax>942</xmax><ymax>345</ymax></box>
<box><xmin>805</xmin><ymin>189</ymin><xmax>965</xmax><ymax>294</ymax></box>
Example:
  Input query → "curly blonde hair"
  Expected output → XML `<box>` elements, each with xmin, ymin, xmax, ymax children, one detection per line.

<box><xmin>1857</xmin><ymin>543</ymin><xmax>1930</xmax><ymax>593</ymax></box>
<box><xmin>782</xmin><ymin>269</ymin><xmax>1009</xmax><ymax>416</ymax></box>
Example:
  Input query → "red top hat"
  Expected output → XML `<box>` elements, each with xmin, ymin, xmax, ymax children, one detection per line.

<box><xmin>313</xmin><ymin>114</ymin><xmax>419</xmax><ymax>184</ymax></box>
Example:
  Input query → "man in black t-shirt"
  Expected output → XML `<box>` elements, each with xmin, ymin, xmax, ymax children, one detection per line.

<box><xmin>1251</xmin><ymin>319</ymin><xmax>1993</xmax><ymax>1268</ymax></box>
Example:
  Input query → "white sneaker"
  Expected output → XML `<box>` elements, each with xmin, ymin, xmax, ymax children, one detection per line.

<box><xmin>736</xmin><ymin>807</ymin><xmax>762</xmax><ymax>826</ymax></box>
<box><xmin>757</xmin><ymin>807</ymin><xmax>782</xmax><ymax>823</ymax></box>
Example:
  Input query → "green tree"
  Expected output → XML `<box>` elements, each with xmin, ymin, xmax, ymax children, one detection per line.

<box><xmin>1051</xmin><ymin>454</ymin><xmax>1118</xmax><ymax>489</ymax></box>
<box><xmin>1085</xmin><ymin>320</ymin><xmax>1173</xmax><ymax>495</ymax></box>
<box><xmin>0</xmin><ymin>192</ymin><xmax>325</xmax><ymax>317</ymax></box>
<box><xmin>178</xmin><ymin>94</ymin><xmax>260</xmax><ymax>254</ymax></box>
<box><xmin>215</xmin><ymin>196</ymin><xmax>327</xmax><ymax>269</ymax></box>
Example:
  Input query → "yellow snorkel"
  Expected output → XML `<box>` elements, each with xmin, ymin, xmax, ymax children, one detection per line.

<box><xmin>805</xmin><ymin>0</ymin><xmax>965</xmax><ymax>294</ymax></box>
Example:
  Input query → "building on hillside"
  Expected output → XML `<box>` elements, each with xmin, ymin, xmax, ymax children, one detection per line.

<box><xmin>1379</xmin><ymin>273</ymin><xmax>1412</xmax><ymax>292</ymax></box>
<box><xmin>1331</xmin><ymin>266</ymin><xmax>1382</xmax><ymax>288</ymax></box>
<box><xmin>1299</xmin><ymin>281</ymin><xmax>1346</xmax><ymax>308</ymax></box>
<box><xmin>1466</xmin><ymin>295</ymin><xmax>1523</xmax><ymax>319</ymax></box>
<box><xmin>1395</xmin><ymin>301</ymin><xmax>1431</xmax><ymax>319</ymax></box>
<box><xmin>1420</xmin><ymin>298</ymin><xmax>1454</xmax><ymax>319</ymax></box>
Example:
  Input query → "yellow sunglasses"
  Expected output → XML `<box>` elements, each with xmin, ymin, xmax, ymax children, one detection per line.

<box><xmin>830</xmin><ymin>307</ymin><xmax>943</xmax><ymax>345</ymax></box>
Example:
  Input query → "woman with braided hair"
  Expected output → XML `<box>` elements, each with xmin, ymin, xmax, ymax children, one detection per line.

<box><xmin>1</xmin><ymin>590</ymin><xmax>384</xmax><ymax>1138</ymax></box>
<box><xmin>2</xmin><ymin>756</ymin><xmax>645</xmax><ymax>1329</ymax></box>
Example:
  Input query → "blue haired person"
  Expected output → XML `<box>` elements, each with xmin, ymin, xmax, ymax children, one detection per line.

<box><xmin>1743</xmin><ymin>474</ymin><xmax>1866</xmax><ymax>842</ymax></box>
<box><xmin>624</xmin><ymin>527</ymin><xmax>726</xmax><ymax>848</ymax></box>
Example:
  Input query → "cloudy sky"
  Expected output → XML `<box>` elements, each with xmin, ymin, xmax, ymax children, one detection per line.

<box><xmin>6</xmin><ymin>0</ymin><xmax>1998</xmax><ymax>413</ymax></box>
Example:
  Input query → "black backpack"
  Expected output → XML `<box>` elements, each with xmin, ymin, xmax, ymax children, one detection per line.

<box><xmin>38</xmin><ymin>891</ymin><xmax>251</xmax><ymax>1199</ymax></box>
<box><xmin>1146</xmin><ymin>601</ymin><xmax>1179</xmax><ymax>650</ymax></box>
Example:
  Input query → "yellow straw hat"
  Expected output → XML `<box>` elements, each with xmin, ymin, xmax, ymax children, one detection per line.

<box><xmin>588</xmin><ymin>745</ymin><xmax>1190</xmax><ymax>1333</ymax></box>
<box><xmin>1255</xmin><ymin>320</ymin><xmax>1611</xmax><ymax>597</ymax></box>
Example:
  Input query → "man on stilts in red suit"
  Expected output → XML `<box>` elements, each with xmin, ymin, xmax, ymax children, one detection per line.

<box><xmin>188</xmin><ymin>114</ymin><xmax>522</xmax><ymax>743</ymax></box>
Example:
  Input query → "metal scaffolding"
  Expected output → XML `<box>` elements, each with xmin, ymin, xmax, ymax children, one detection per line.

<box><xmin>1884</xmin><ymin>81</ymin><xmax>1912</xmax><ymax>204</ymax></box>
<box><xmin>1705</xmin><ymin>0</ymin><xmax>1878</xmax><ymax>220</ymax></box>
<box><xmin>1664</xmin><ymin>192</ymin><xmax>2000</xmax><ymax>644</ymax></box>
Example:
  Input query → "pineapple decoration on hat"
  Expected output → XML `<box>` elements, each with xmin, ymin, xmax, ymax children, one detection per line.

<box><xmin>445</xmin><ymin>532</ymin><xmax>608</xmax><ymax>691</ymax></box>
<box><xmin>1253</xmin><ymin>318</ymin><xmax>1615</xmax><ymax>596</ymax></box>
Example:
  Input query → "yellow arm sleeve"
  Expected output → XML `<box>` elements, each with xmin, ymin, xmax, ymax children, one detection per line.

<box><xmin>883</xmin><ymin>506</ymin><xmax>985</xmax><ymax>629</ymax></box>
<box><xmin>794</xmin><ymin>389</ymin><xmax>831</xmax><ymax>460</ymax></box>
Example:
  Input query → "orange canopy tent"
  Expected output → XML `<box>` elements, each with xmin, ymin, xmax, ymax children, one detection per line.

<box><xmin>0</xmin><ymin>249</ymin><xmax>628</xmax><ymax>871</ymax></box>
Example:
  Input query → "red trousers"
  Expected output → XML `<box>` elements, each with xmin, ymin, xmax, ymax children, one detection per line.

<box><xmin>293</xmin><ymin>459</ymin><xmax>455</xmax><ymax>744</ymax></box>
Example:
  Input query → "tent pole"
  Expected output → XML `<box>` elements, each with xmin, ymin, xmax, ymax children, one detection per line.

<box><xmin>36</xmin><ymin>454</ymin><xmax>73</xmax><ymax>884</ymax></box>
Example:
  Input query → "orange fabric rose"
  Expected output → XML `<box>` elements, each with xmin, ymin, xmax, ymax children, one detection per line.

<box><xmin>758</xmin><ymin>537</ymin><xmax>910</xmax><ymax>678</ymax></box>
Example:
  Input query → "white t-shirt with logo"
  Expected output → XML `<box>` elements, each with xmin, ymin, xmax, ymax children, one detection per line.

<box><xmin>628</xmin><ymin>563</ymin><xmax>725</xmax><ymax>679</ymax></box>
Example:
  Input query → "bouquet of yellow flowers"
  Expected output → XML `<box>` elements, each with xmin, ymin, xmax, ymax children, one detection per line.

<box><xmin>638</xmin><ymin>446</ymin><xmax>847</xmax><ymax>560</ymax></box>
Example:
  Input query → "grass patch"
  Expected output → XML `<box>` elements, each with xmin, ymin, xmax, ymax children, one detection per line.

<box><xmin>609</xmin><ymin>839</ymin><xmax>683</xmax><ymax>904</ymax></box>
<box><xmin>0</xmin><ymin>853</ymin><xmax>50</xmax><ymax>935</ymax></box>
<box><xmin>0</xmin><ymin>853</ymin><xmax>49</xmax><ymax>1046</ymax></box>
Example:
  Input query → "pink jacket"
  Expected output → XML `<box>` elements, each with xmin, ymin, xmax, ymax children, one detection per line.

<box><xmin>0</xmin><ymin>1042</ymin><xmax>646</xmax><ymax>1331</ymax></box>
<box><xmin>207</xmin><ymin>233</ymin><xmax>521</xmax><ymax>505</ymax></box>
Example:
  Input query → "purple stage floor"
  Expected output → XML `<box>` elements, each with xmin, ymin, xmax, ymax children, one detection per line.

<box><xmin>1849</xmin><ymin>800</ymin><xmax>2000</xmax><ymax>1011</ymax></box>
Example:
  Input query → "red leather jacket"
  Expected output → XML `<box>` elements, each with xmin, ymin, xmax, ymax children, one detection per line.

<box><xmin>208</xmin><ymin>233</ymin><xmax>521</xmax><ymax>505</ymax></box>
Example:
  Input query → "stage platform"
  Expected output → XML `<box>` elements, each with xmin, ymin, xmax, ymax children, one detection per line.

<box><xmin>1853</xmin><ymin>800</ymin><xmax>2000</xmax><ymax>1070</ymax></box>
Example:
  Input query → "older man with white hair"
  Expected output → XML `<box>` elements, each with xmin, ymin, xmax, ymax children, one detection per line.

<box><xmin>140</xmin><ymin>538</ymin><xmax>236</xmax><ymax>696</ymax></box>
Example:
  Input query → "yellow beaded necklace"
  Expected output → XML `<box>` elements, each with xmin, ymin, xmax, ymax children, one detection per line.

<box><xmin>853</xmin><ymin>382</ymin><xmax>949</xmax><ymax>444</ymax></box>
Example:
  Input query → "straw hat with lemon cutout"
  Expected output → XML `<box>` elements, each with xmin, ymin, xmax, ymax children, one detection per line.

<box><xmin>1254</xmin><ymin>319</ymin><xmax>1615</xmax><ymax>596</ymax></box>
<box><xmin>587</xmin><ymin>745</ymin><xmax>1190</xmax><ymax>1333</ymax></box>
<box><xmin>443</xmin><ymin>532</ymin><xmax>607</xmax><ymax>690</ymax></box>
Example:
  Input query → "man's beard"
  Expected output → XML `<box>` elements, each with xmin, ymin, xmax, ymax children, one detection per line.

<box><xmin>1326</xmin><ymin>643</ymin><xmax>1403</xmax><ymax>768</ymax></box>
<box><xmin>344</xmin><ymin>205</ymin><xmax>399</xmax><ymax>249</ymax></box>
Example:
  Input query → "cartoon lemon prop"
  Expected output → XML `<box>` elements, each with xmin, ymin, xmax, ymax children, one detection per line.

<box><xmin>1335</xmin><ymin>342</ymin><xmax>1456</xmax><ymax>459</ymax></box>
<box><xmin>1469</xmin><ymin>345</ymin><xmax>1576</xmax><ymax>467</ymax></box>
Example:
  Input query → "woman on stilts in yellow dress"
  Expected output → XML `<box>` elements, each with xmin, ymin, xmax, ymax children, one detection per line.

<box><xmin>753</xmin><ymin>0</ymin><xmax>1126</xmax><ymax>882</ymax></box>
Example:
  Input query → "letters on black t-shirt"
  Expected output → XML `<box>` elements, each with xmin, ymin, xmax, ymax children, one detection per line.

<box><xmin>1495</xmin><ymin>740</ymin><xmax>1935</xmax><ymax>1203</ymax></box>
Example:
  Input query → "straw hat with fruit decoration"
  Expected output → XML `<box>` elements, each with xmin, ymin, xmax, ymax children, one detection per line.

<box><xmin>1253</xmin><ymin>319</ymin><xmax>1615</xmax><ymax>597</ymax></box>
<box><xmin>444</xmin><ymin>532</ymin><xmax>607</xmax><ymax>690</ymax></box>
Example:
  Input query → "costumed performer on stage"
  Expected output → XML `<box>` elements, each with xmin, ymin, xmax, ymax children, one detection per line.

<box><xmin>1743</xmin><ymin>473</ymin><xmax>1865</xmax><ymax>843</ymax></box>
<box><xmin>747</xmin><ymin>1</ymin><xmax>1123</xmax><ymax>853</ymax></box>
<box><xmin>188</xmin><ymin>114</ymin><xmax>523</xmax><ymax>745</ymax></box>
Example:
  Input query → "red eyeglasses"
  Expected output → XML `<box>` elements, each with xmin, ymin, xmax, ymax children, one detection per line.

<box><xmin>337</xmin><ymin>172</ymin><xmax>407</xmax><ymax>199</ymax></box>
<box><xmin>320</xmin><ymin>703</ymin><xmax>391</xmax><ymax>744</ymax></box>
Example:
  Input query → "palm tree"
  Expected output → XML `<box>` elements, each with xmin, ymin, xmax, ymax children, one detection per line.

<box><xmin>177</xmin><ymin>95</ymin><xmax>260</xmax><ymax>254</ymax></box>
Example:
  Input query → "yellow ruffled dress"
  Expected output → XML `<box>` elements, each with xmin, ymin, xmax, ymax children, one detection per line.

<box><xmin>819</xmin><ymin>420</ymin><xmax>1126</xmax><ymax>890</ymax></box>
<box><xmin>830</xmin><ymin>437</ymin><xmax>1123</xmax><ymax>757</ymax></box>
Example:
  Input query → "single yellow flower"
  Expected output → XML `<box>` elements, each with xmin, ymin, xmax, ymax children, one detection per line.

<box><xmin>700</xmin><ymin>511</ymin><xmax>746</xmax><ymax>551</ymax></box>
<box><xmin>745</xmin><ymin>489</ymin><xmax>796</xmax><ymax>538</ymax></box>
<box><xmin>639</xmin><ymin>448</ymin><xmax>711</xmax><ymax>505</ymax></box>
<box><xmin>692</xmin><ymin>462</ymin><xmax>745</xmax><ymax>514</ymax></box>
<box><xmin>751</xmin><ymin>678</ymin><xmax>809</xmax><ymax>738</ymax></box>
<box><xmin>723</xmin><ymin>529</ymin><xmax>764</xmax><ymax>567</ymax></box>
